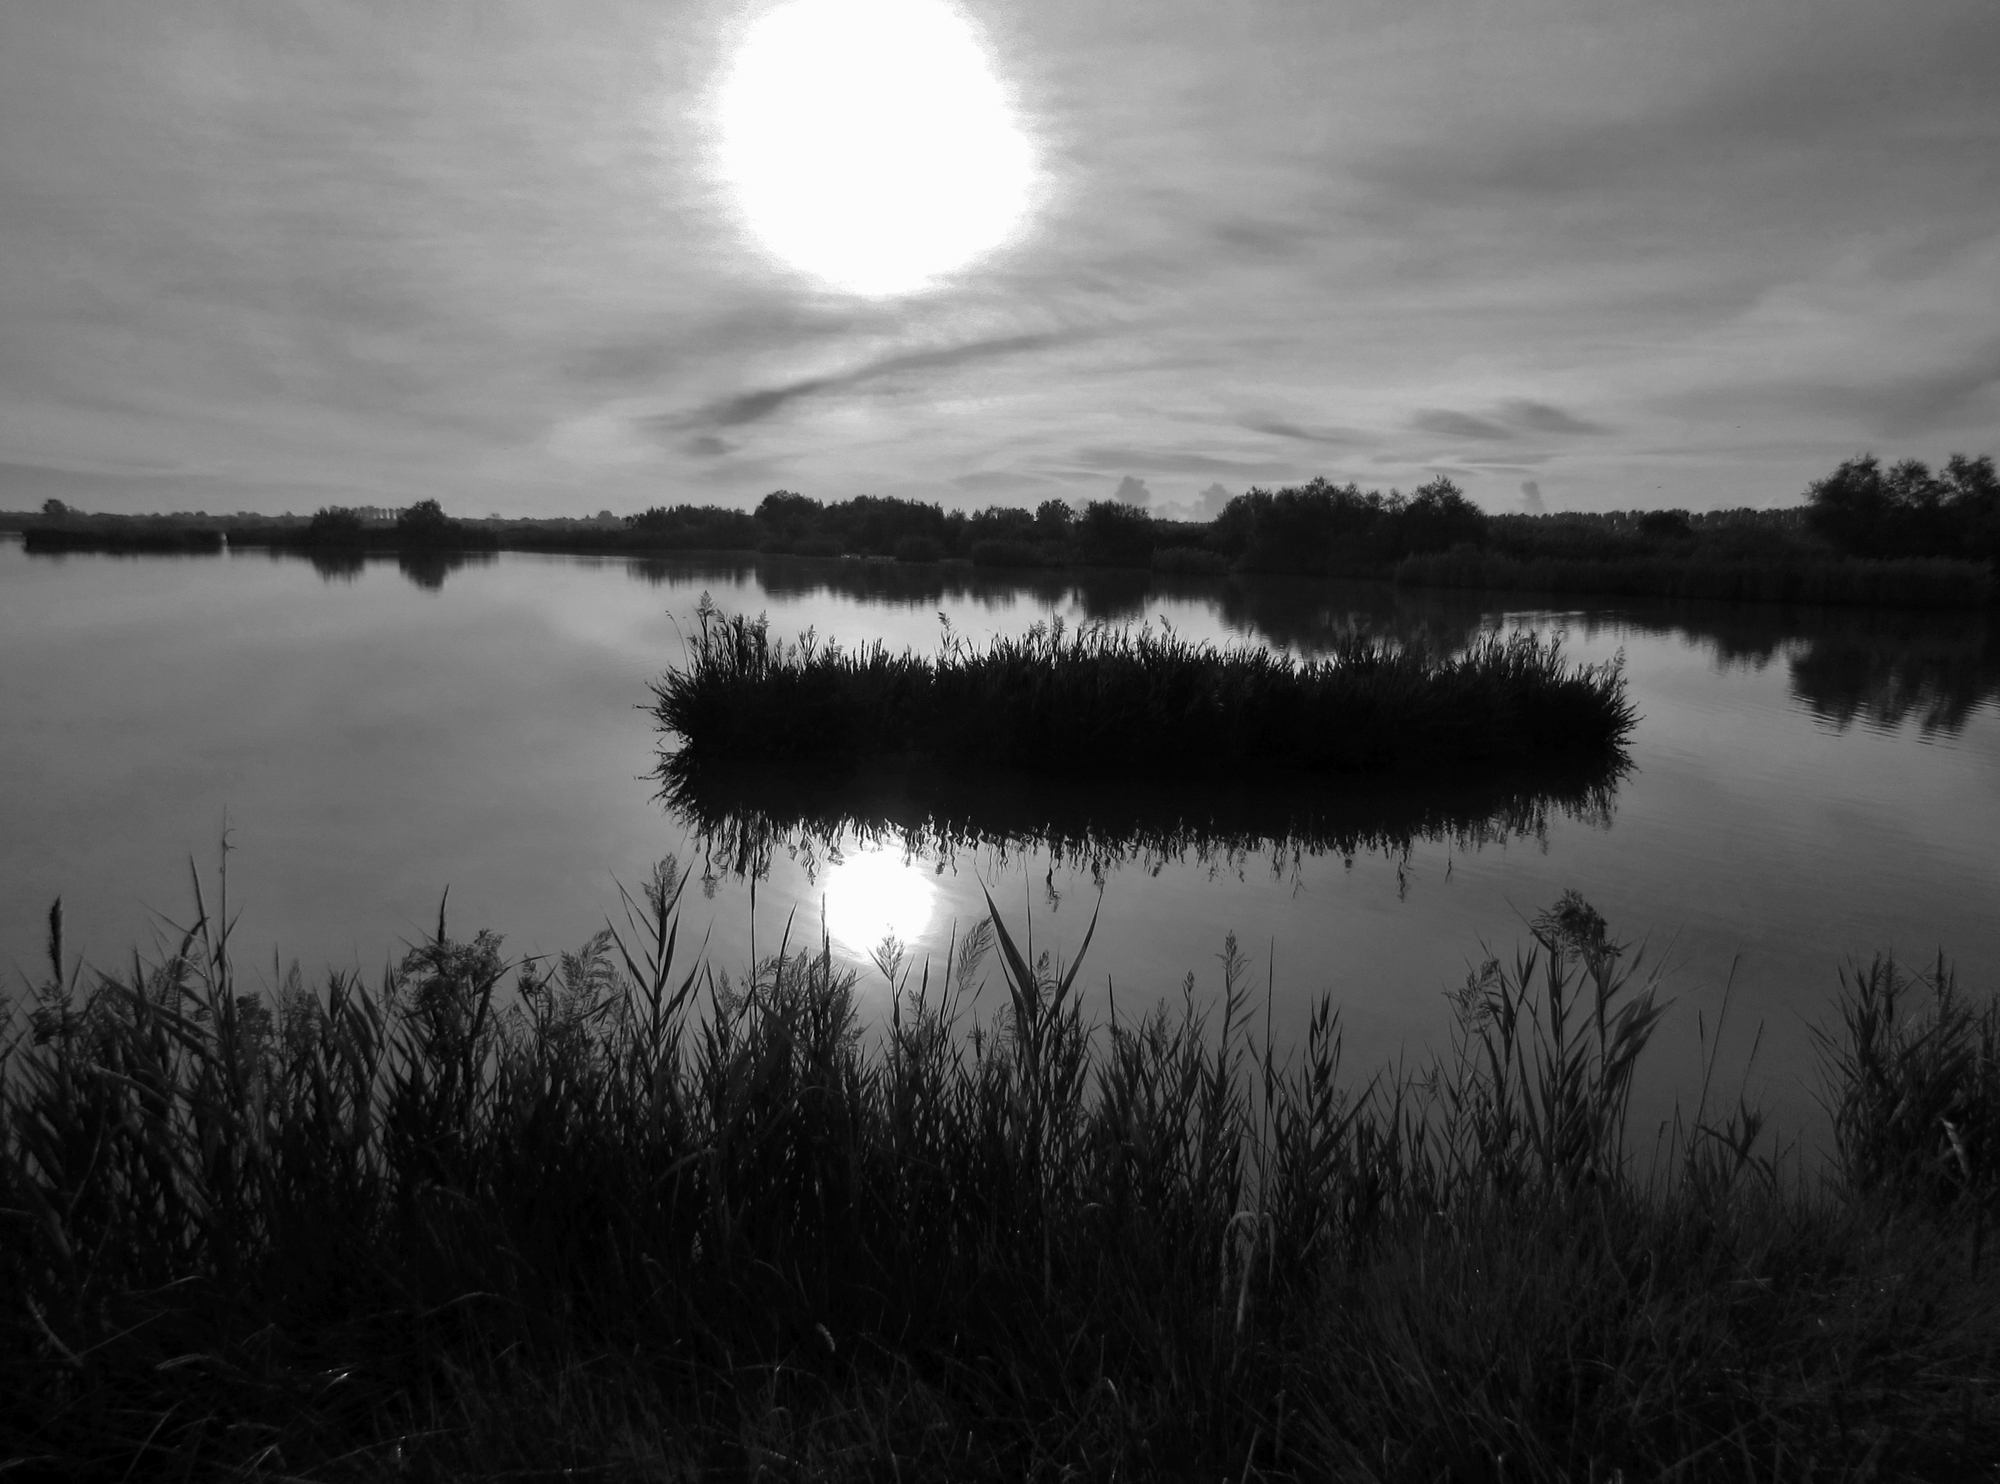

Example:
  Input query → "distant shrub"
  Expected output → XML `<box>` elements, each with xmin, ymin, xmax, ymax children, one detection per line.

<box><xmin>394</xmin><ymin>498</ymin><xmax>461</xmax><ymax>546</ymax></box>
<box><xmin>894</xmin><ymin>534</ymin><xmax>943</xmax><ymax>564</ymax></box>
<box><xmin>1077</xmin><ymin>500</ymin><xmax>1155</xmax><ymax>566</ymax></box>
<box><xmin>971</xmin><ymin>538</ymin><xmax>1053</xmax><ymax>568</ymax></box>
<box><xmin>1213</xmin><ymin>475</ymin><xmax>1488</xmax><ymax>574</ymax></box>
<box><xmin>306</xmin><ymin>506</ymin><xmax>366</xmax><ymax>544</ymax></box>
<box><xmin>1151</xmin><ymin>545</ymin><xmax>1229</xmax><ymax>575</ymax></box>
<box><xmin>1035</xmin><ymin>498</ymin><xmax>1074</xmax><ymax>533</ymax></box>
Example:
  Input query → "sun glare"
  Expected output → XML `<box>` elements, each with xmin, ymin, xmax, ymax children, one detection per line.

<box><xmin>717</xmin><ymin>0</ymin><xmax>1035</xmax><ymax>296</ymax></box>
<box><xmin>816</xmin><ymin>845</ymin><xmax>939</xmax><ymax>956</ymax></box>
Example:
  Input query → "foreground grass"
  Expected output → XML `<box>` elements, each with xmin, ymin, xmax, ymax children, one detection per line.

<box><xmin>652</xmin><ymin>603</ymin><xmax>1636</xmax><ymax>775</ymax></box>
<box><xmin>2</xmin><ymin>869</ymin><xmax>1997</xmax><ymax>1481</ymax></box>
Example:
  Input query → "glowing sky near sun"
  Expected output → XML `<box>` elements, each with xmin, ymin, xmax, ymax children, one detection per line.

<box><xmin>717</xmin><ymin>0</ymin><xmax>1035</xmax><ymax>296</ymax></box>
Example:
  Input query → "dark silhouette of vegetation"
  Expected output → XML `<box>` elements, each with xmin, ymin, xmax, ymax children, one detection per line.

<box><xmin>242</xmin><ymin>500</ymin><xmax>500</xmax><ymax>559</ymax></box>
<box><xmin>1209</xmin><ymin>476</ymin><xmax>1489</xmax><ymax>575</ymax></box>
<box><xmin>3</xmin><ymin>873</ymin><xmax>1995</xmax><ymax>1481</ymax></box>
<box><xmin>17</xmin><ymin>451</ymin><xmax>1997</xmax><ymax>608</ymax></box>
<box><xmin>659</xmin><ymin>751</ymin><xmax>1625</xmax><ymax>884</ymax></box>
<box><xmin>1806</xmin><ymin>454</ymin><xmax>2000</xmax><ymax>566</ymax></box>
<box><xmin>621</xmin><ymin>502</ymin><xmax>763</xmax><ymax>552</ymax></box>
<box><xmin>652</xmin><ymin>604</ymin><xmax>1636</xmax><ymax>776</ymax></box>
<box><xmin>304</xmin><ymin>505</ymin><xmax>367</xmax><ymax>544</ymax></box>
<box><xmin>19</xmin><ymin>499</ymin><xmax>224</xmax><ymax>554</ymax></box>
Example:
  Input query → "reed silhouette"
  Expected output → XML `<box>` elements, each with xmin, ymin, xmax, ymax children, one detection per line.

<box><xmin>3</xmin><ymin>866</ymin><xmax>1994</xmax><ymax>1480</ymax></box>
<box><xmin>651</xmin><ymin>603</ymin><xmax>1636</xmax><ymax>777</ymax></box>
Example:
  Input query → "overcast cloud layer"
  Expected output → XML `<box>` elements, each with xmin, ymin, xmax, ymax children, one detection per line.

<box><xmin>3</xmin><ymin>0</ymin><xmax>1997</xmax><ymax>517</ymax></box>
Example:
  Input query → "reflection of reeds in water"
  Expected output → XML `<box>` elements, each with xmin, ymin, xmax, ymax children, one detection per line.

<box><xmin>657</xmin><ymin>751</ymin><xmax>1628</xmax><ymax>883</ymax></box>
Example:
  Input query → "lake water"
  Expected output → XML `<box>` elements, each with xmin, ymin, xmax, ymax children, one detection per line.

<box><xmin>5</xmin><ymin>538</ymin><xmax>1998</xmax><ymax>1139</ymax></box>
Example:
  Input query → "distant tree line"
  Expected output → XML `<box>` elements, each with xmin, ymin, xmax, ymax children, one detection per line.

<box><xmin>300</xmin><ymin>499</ymin><xmax>498</xmax><ymax>551</ymax></box>
<box><xmin>615</xmin><ymin>479</ymin><xmax>1494</xmax><ymax>572</ymax></box>
<box><xmin>14</xmin><ymin>455</ymin><xmax>1997</xmax><ymax>603</ymax></box>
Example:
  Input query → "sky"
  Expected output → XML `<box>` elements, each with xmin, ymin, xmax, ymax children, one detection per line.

<box><xmin>2</xmin><ymin>0</ymin><xmax>1997</xmax><ymax>520</ymax></box>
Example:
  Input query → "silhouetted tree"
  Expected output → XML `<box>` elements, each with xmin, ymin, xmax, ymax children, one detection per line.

<box><xmin>306</xmin><ymin>506</ymin><xmax>366</xmax><ymax>544</ymax></box>
<box><xmin>1077</xmin><ymin>500</ymin><xmax>1154</xmax><ymax>566</ymax></box>
<box><xmin>395</xmin><ymin>498</ymin><xmax>460</xmax><ymax>546</ymax></box>
<box><xmin>1394</xmin><ymin>477</ymin><xmax>1488</xmax><ymax>554</ymax></box>
<box><xmin>1807</xmin><ymin>453</ymin><xmax>1999</xmax><ymax>564</ymax></box>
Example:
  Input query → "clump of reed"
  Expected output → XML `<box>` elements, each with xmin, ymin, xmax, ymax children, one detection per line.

<box><xmin>3</xmin><ymin>869</ymin><xmax>1996</xmax><ymax>1481</ymax></box>
<box><xmin>652</xmin><ymin>598</ymin><xmax>1636</xmax><ymax>775</ymax></box>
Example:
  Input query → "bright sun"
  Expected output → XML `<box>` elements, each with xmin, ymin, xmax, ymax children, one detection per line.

<box><xmin>717</xmin><ymin>0</ymin><xmax>1035</xmax><ymax>296</ymax></box>
<box><xmin>816</xmin><ymin>845</ymin><xmax>939</xmax><ymax>956</ymax></box>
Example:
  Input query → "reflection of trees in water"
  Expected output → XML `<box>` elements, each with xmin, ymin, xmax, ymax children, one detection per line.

<box><xmin>1786</xmin><ymin>621</ymin><xmax>1999</xmax><ymax>734</ymax></box>
<box><xmin>277</xmin><ymin>547</ymin><xmax>497</xmax><ymax>592</ymax></box>
<box><xmin>306</xmin><ymin>550</ymin><xmax>366</xmax><ymax>583</ymax></box>
<box><xmin>627</xmin><ymin>552</ymin><xmax>1110</xmax><ymax>619</ymax></box>
<box><xmin>625</xmin><ymin>556</ymin><xmax>1496</xmax><ymax>651</ymax></box>
<box><xmin>395</xmin><ymin>549</ymin><xmax>493</xmax><ymax>592</ymax></box>
<box><xmin>626</xmin><ymin>554</ymin><xmax>1997</xmax><ymax>735</ymax></box>
<box><xmin>1567</xmin><ymin>601</ymin><xmax>2000</xmax><ymax>736</ymax></box>
<box><xmin>658</xmin><ymin>753</ymin><xmax>1626</xmax><ymax>888</ymax></box>
<box><xmin>1209</xmin><ymin>575</ymin><xmax>1494</xmax><ymax>656</ymax></box>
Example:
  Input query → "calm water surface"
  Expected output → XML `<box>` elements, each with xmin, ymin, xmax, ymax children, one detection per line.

<box><xmin>5</xmin><ymin>540</ymin><xmax>1998</xmax><ymax>1136</ymax></box>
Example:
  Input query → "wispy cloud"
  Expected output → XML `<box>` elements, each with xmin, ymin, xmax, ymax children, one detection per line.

<box><xmin>1502</xmin><ymin>400</ymin><xmax>1609</xmax><ymax>436</ymax></box>
<box><xmin>1411</xmin><ymin>400</ymin><xmax>1608</xmax><ymax>443</ymax></box>
<box><xmin>1242</xmin><ymin>417</ymin><xmax>1371</xmax><ymax>446</ymax></box>
<box><xmin>671</xmin><ymin>331</ymin><xmax>1083</xmax><ymax>431</ymax></box>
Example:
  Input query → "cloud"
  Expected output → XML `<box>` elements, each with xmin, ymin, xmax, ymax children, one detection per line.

<box><xmin>1661</xmin><ymin>335</ymin><xmax>2000</xmax><ymax>442</ymax></box>
<box><xmin>1412</xmin><ymin>409</ymin><xmax>1516</xmax><ymax>441</ymax></box>
<box><xmin>1243</xmin><ymin>417</ymin><xmax>1369</xmax><ymax>446</ymax></box>
<box><xmin>1113</xmin><ymin>475</ymin><xmax>1152</xmax><ymax>506</ymax></box>
<box><xmin>682</xmin><ymin>332</ymin><xmax>1080</xmax><ymax>431</ymax></box>
<box><xmin>1501</xmin><ymin>400</ymin><xmax>1609</xmax><ymax>436</ymax></box>
<box><xmin>686</xmin><ymin>435</ymin><xmax>733</xmax><ymax>457</ymax></box>
<box><xmin>1412</xmin><ymin>401</ymin><xmax>1608</xmax><ymax>442</ymax></box>
<box><xmin>1519</xmin><ymin>478</ymin><xmax>1545</xmax><ymax>513</ymax></box>
<box><xmin>1071</xmin><ymin>446</ymin><xmax>1300</xmax><ymax>479</ymax></box>
<box><xmin>1198</xmin><ymin>481</ymin><xmax>1233</xmax><ymax>518</ymax></box>
<box><xmin>1853</xmin><ymin>342</ymin><xmax>2000</xmax><ymax>437</ymax></box>
<box><xmin>952</xmin><ymin>469</ymin><xmax>1056</xmax><ymax>495</ymax></box>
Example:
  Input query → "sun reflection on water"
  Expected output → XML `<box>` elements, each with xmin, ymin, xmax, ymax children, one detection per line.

<box><xmin>814</xmin><ymin>843</ymin><xmax>940</xmax><ymax>956</ymax></box>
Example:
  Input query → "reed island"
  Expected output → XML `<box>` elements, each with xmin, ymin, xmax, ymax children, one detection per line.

<box><xmin>651</xmin><ymin>603</ymin><xmax>1637</xmax><ymax>777</ymax></box>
